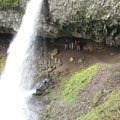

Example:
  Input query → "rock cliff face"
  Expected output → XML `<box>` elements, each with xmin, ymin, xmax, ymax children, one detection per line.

<box><xmin>0</xmin><ymin>0</ymin><xmax>28</xmax><ymax>33</ymax></box>
<box><xmin>0</xmin><ymin>0</ymin><xmax>120</xmax><ymax>46</ymax></box>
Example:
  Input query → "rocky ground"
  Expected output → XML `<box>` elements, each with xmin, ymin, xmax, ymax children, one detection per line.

<box><xmin>0</xmin><ymin>37</ymin><xmax>120</xmax><ymax>120</ymax></box>
<box><xmin>41</xmin><ymin>38</ymin><xmax>120</xmax><ymax>120</ymax></box>
<box><xmin>47</xmin><ymin>38</ymin><xmax>120</xmax><ymax>77</ymax></box>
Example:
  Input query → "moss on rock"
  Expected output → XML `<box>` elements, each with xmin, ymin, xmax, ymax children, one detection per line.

<box><xmin>62</xmin><ymin>64</ymin><xmax>99</xmax><ymax>103</ymax></box>
<box><xmin>0</xmin><ymin>56</ymin><xmax>6</xmax><ymax>74</ymax></box>
<box><xmin>77</xmin><ymin>90</ymin><xmax>120</xmax><ymax>120</ymax></box>
<box><xmin>0</xmin><ymin>0</ymin><xmax>20</xmax><ymax>9</ymax></box>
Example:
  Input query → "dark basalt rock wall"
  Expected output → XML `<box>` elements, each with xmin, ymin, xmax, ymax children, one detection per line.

<box><xmin>0</xmin><ymin>0</ymin><xmax>120</xmax><ymax>46</ymax></box>
<box><xmin>41</xmin><ymin>0</ymin><xmax>120</xmax><ymax>46</ymax></box>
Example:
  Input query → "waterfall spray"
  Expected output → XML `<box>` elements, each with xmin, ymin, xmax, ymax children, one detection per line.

<box><xmin>0</xmin><ymin>0</ymin><xmax>43</xmax><ymax>119</ymax></box>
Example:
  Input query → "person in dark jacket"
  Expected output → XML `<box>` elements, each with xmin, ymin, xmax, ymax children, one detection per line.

<box><xmin>77</xmin><ymin>40</ymin><xmax>81</xmax><ymax>50</ymax></box>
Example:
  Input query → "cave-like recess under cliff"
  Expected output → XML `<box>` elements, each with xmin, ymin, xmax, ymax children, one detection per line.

<box><xmin>0</xmin><ymin>0</ymin><xmax>120</xmax><ymax>46</ymax></box>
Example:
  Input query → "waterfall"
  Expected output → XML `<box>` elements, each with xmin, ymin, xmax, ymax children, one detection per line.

<box><xmin>0</xmin><ymin>0</ymin><xmax>43</xmax><ymax>119</ymax></box>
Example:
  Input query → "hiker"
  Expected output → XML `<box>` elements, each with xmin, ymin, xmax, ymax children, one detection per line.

<box><xmin>65</xmin><ymin>39</ymin><xmax>69</xmax><ymax>50</ymax></box>
<box><xmin>74</xmin><ymin>40</ymin><xmax>77</xmax><ymax>49</ymax></box>
<box><xmin>68</xmin><ymin>40</ymin><xmax>72</xmax><ymax>49</ymax></box>
<box><xmin>77</xmin><ymin>40</ymin><xmax>81</xmax><ymax>51</ymax></box>
<box><xmin>71</xmin><ymin>41</ymin><xmax>74</xmax><ymax>50</ymax></box>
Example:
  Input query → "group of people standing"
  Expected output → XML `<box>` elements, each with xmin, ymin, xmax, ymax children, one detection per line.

<box><xmin>65</xmin><ymin>39</ymin><xmax>81</xmax><ymax>50</ymax></box>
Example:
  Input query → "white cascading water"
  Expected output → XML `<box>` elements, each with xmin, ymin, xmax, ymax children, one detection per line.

<box><xmin>0</xmin><ymin>0</ymin><xmax>43</xmax><ymax>119</ymax></box>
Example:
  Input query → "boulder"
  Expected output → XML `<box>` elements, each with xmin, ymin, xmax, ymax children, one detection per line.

<box><xmin>78</xmin><ymin>58</ymin><xmax>83</xmax><ymax>63</ymax></box>
<box><xmin>69</xmin><ymin>57</ymin><xmax>74</xmax><ymax>62</ymax></box>
<box><xmin>33</xmin><ymin>89</ymin><xmax>42</xmax><ymax>96</ymax></box>
<box><xmin>33</xmin><ymin>77</ymin><xmax>53</xmax><ymax>96</ymax></box>
<box><xmin>50</xmin><ymin>48</ymin><xmax>59</xmax><ymax>58</ymax></box>
<box><xmin>83</xmin><ymin>43</ymin><xmax>93</xmax><ymax>51</ymax></box>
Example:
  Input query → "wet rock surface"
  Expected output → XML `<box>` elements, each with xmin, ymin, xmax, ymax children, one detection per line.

<box><xmin>33</xmin><ymin>77</ymin><xmax>54</xmax><ymax>96</ymax></box>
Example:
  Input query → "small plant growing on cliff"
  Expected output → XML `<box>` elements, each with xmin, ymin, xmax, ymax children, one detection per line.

<box><xmin>0</xmin><ymin>0</ymin><xmax>20</xmax><ymax>9</ymax></box>
<box><xmin>116</xmin><ymin>3</ymin><xmax>120</xmax><ymax>10</ymax></box>
<box><xmin>0</xmin><ymin>56</ymin><xmax>6</xmax><ymax>74</ymax></box>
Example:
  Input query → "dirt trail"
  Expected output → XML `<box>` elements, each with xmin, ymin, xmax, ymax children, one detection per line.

<box><xmin>47</xmin><ymin>39</ymin><xmax>120</xmax><ymax>74</ymax></box>
<box><xmin>0</xmin><ymin>38</ymin><xmax>120</xmax><ymax>73</ymax></box>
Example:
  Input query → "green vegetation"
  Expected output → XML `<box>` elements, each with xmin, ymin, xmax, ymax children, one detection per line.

<box><xmin>116</xmin><ymin>3</ymin><xmax>120</xmax><ymax>10</ymax></box>
<box><xmin>115</xmin><ymin>69</ymin><xmax>120</xmax><ymax>77</ymax></box>
<box><xmin>101</xmin><ymin>65</ymin><xmax>113</xmax><ymax>71</ymax></box>
<box><xmin>0</xmin><ymin>0</ymin><xmax>20</xmax><ymax>9</ymax></box>
<box><xmin>60</xmin><ymin>75</ymin><xmax>69</xmax><ymax>90</ymax></box>
<box><xmin>77</xmin><ymin>90</ymin><xmax>120</xmax><ymax>120</ymax></box>
<box><xmin>41</xmin><ymin>62</ymin><xmax>120</xmax><ymax>120</ymax></box>
<box><xmin>92</xmin><ymin>90</ymin><xmax>102</xmax><ymax>106</ymax></box>
<box><xmin>0</xmin><ymin>56</ymin><xmax>6</xmax><ymax>74</ymax></box>
<box><xmin>115</xmin><ymin>55</ymin><xmax>120</xmax><ymax>62</ymax></box>
<box><xmin>62</xmin><ymin>64</ymin><xmax>99</xmax><ymax>103</ymax></box>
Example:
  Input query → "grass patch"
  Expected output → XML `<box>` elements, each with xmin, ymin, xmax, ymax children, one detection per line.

<box><xmin>115</xmin><ymin>55</ymin><xmax>120</xmax><ymax>62</ymax></box>
<box><xmin>60</xmin><ymin>75</ymin><xmax>69</xmax><ymax>90</ymax></box>
<box><xmin>48</xmin><ymin>91</ymin><xmax>58</xmax><ymax>100</ymax></box>
<box><xmin>62</xmin><ymin>63</ymin><xmax>99</xmax><ymax>103</ymax></box>
<box><xmin>114</xmin><ymin>68</ymin><xmax>120</xmax><ymax>77</ymax></box>
<box><xmin>77</xmin><ymin>90</ymin><xmax>120</xmax><ymax>120</ymax></box>
<box><xmin>0</xmin><ymin>0</ymin><xmax>20</xmax><ymax>10</ymax></box>
<box><xmin>101</xmin><ymin>65</ymin><xmax>113</xmax><ymax>71</ymax></box>
<box><xmin>116</xmin><ymin>3</ymin><xmax>120</xmax><ymax>10</ymax></box>
<box><xmin>0</xmin><ymin>56</ymin><xmax>6</xmax><ymax>74</ymax></box>
<box><xmin>92</xmin><ymin>90</ymin><xmax>102</xmax><ymax>106</ymax></box>
<box><xmin>115</xmin><ymin>71</ymin><xmax>120</xmax><ymax>77</ymax></box>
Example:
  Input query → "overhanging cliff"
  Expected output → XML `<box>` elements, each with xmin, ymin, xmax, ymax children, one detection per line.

<box><xmin>0</xmin><ymin>0</ymin><xmax>120</xmax><ymax>46</ymax></box>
